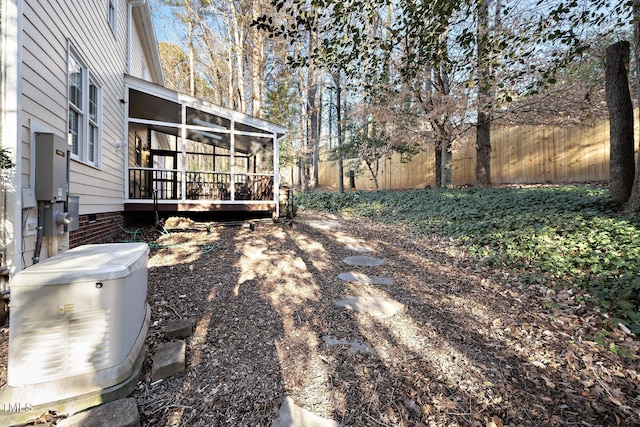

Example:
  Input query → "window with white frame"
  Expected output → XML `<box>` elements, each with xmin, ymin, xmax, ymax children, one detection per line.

<box><xmin>108</xmin><ymin>0</ymin><xmax>117</xmax><ymax>34</ymax></box>
<box><xmin>68</xmin><ymin>51</ymin><xmax>102</xmax><ymax>166</ymax></box>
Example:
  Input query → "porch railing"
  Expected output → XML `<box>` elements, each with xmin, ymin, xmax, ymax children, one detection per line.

<box><xmin>128</xmin><ymin>168</ymin><xmax>274</xmax><ymax>202</ymax></box>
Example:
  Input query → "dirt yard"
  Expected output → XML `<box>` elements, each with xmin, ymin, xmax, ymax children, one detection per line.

<box><xmin>2</xmin><ymin>210</ymin><xmax>639</xmax><ymax>426</ymax></box>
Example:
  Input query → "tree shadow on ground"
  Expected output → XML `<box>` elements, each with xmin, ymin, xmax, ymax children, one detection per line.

<box><xmin>135</xmin><ymin>225</ymin><xmax>288</xmax><ymax>426</ymax></box>
<box><xmin>291</xmin><ymin>212</ymin><xmax>639</xmax><ymax>426</ymax></box>
<box><xmin>130</xmin><ymin>211</ymin><xmax>639</xmax><ymax>426</ymax></box>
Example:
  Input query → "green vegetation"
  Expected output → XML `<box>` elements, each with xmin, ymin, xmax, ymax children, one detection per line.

<box><xmin>1</xmin><ymin>147</ymin><xmax>14</xmax><ymax>169</ymax></box>
<box><xmin>296</xmin><ymin>185</ymin><xmax>640</xmax><ymax>333</ymax></box>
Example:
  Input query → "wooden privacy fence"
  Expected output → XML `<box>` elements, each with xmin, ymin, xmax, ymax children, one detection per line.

<box><xmin>308</xmin><ymin>114</ymin><xmax>639</xmax><ymax>190</ymax></box>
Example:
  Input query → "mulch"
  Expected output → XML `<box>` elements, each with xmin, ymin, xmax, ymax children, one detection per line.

<box><xmin>1</xmin><ymin>209</ymin><xmax>639</xmax><ymax>426</ymax></box>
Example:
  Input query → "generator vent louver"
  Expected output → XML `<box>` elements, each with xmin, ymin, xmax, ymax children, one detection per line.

<box><xmin>19</xmin><ymin>309</ymin><xmax>111</xmax><ymax>384</ymax></box>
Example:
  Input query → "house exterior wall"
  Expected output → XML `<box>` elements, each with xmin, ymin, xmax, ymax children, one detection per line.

<box><xmin>68</xmin><ymin>210</ymin><xmax>124</xmax><ymax>248</ymax></box>
<box><xmin>129</xmin><ymin>8</ymin><xmax>148</xmax><ymax>79</ymax></box>
<box><xmin>17</xmin><ymin>0</ymin><xmax>159</xmax><ymax>267</ymax></box>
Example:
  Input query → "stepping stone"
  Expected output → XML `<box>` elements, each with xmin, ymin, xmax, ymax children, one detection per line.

<box><xmin>344</xmin><ymin>244</ymin><xmax>373</xmax><ymax>253</ymax></box>
<box><xmin>56</xmin><ymin>398</ymin><xmax>140</xmax><ymax>427</ymax></box>
<box><xmin>337</xmin><ymin>272</ymin><xmax>394</xmax><ymax>286</ymax></box>
<box><xmin>302</xmin><ymin>219</ymin><xmax>341</xmax><ymax>230</ymax></box>
<box><xmin>343</xmin><ymin>255</ymin><xmax>384</xmax><ymax>267</ymax></box>
<box><xmin>151</xmin><ymin>341</ymin><xmax>186</xmax><ymax>381</ymax></box>
<box><xmin>165</xmin><ymin>319</ymin><xmax>193</xmax><ymax>339</ymax></box>
<box><xmin>272</xmin><ymin>396</ymin><xmax>340</xmax><ymax>427</ymax></box>
<box><xmin>322</xmin><ymin>335</ymin><xmax>373</xmax><ymax>354</ymax></box>
<box><xmin>334</xmin><ymin>296</ymin><xmax>403</xmax><ymax>317</ymax></box>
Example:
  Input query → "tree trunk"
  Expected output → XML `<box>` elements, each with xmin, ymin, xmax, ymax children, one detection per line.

<box><xmin>298</xmin><ymin>157</ymin><xmax>307</xmax><ymax>192</ymax></box>
<box><xmin>188</xmin><ymin>16</ymin><xmax>195</xmax><ymax>97</ymax></box>
<box><xmin>232</xmin><ymin>13</ymin><xmax>246</xmax><ymax>114</ymax></box>
<box><xmin>435</xmin><ymin>141</ymin><xmax>442</xmax><ymax>188</ymax></box>
<box><xmin>438</xmin><ymin>67</ymin><xmax>453</xmax><ymax>188</ymax></box>
<box><xmin>605</xmin><ymin>41</ymin><xmax>635</xmax><ymax>204</ymax></box>
<box><xmin>441</xmin><ymin>138</ymin><xmax>452</xmax><ymax>186</ymax></box>
<box><xmin>476</xmin><ymin>111</ymin><xmax>491</xmax><ymax>185</ymax></box>
<box><xmin>250</xmin><ymin>0</ymin><xmax>264</xmax><ymax>118</ymax></box>
<box><xmin>625</xmin><ymin>0</ymin><xmax>640</xmax><ymax>212</ymax></box>
<box><xmin>307</xmin><ymin>63</ymin><xmax>318</xmax><ymax>188</ymax></box>
<box><xmin>314</xmin><ymin>86</ymin><xmax>322</xmax><ymax>187</ymax></box>
<box><xmin>227</xmin><ymin>48</ymin><xmax>234</xmax><ymax>110</ymax></box>
<box><xmin>365</xmin><ymin>160</ymin><xmax>380</xmax><ymax>191</ymax></box>
<box><xmin>335</xmin><ymin>72</ymin><xmax>345</xmax><ymax>193</ymax></box>
<box><xmin>475</xmin><ymin>0</ymin><xmax>492</xmax><ymax>186</ymax></box>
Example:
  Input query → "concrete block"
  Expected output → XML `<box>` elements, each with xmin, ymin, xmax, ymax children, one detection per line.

<box><xmin>343</xmin><ymin>255</ymin><xmax>385</xmax><ymax>267</ymax></box>
<box><xmin>165</xmin><ymin>319</ymin><xmax>193</xmax><ymax>339</ymax></box>
<box><xmin>337</xmin><ymin>272</ymin><xmax>394</xmax><ymax>286</ymax></box>
<box><xmin>151</xmin><ymin>341</ymin><xmax>186</xmax><ymax>381</ymax></box>
<box><xmin>335</xmin><ymin>296</ymin><xmax>403</xmax><ymax>317</ymax></box>
<box><xmin>272</xmin><ymin>396</ymin><xmax>340</xmax><ymax>427</ymax></box>
<box><xmin>56</xmin><ymin>398</ymin><xmax>140</xmax><ymax>427</ymax></box>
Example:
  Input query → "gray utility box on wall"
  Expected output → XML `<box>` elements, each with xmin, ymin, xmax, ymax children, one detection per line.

<box><xmin>35</xmin><ymin>132</ymin><xmax>68</xmax><ymax>202</ymax></box>
<box><xmin>43</xmin><ymin>202</ymin><xmax>71</xmax><ymax>236</ymax></box>
<box><xmin>68</xmin><ymin>194</ymin><xmax>80</xmax><ymax>232</ymax></box>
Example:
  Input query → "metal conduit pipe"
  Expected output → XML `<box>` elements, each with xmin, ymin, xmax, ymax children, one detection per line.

<box><xmin>32</xmin><ymin>201</ymin><xmax>44</xmax><ymax>264</ymax></box>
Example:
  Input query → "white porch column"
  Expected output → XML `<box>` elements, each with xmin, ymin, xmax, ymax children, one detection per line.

<box><xmin>123</xmin><ymin>89</ymin><xmax>130</xmax><ymax>203</ymax></box>
<box><xmin>180</xmin><ymin>103</ymin><xmax>187</xmax><ymax>201</ymax></box>
<box><xmin>229</xmin><ymin>119</ymin><xmax>235</xmax><ymax>201</ymax></box>
<box><xmin>273</xmin><ymin>133</ymin><xmax>280</xmax><ymax>218</ymax></box>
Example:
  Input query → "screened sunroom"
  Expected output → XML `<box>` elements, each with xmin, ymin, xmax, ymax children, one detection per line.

<box><xmin>124</xmin><ymin>75</ymin><xmax>287</xmax><ymax>216</ymax></box>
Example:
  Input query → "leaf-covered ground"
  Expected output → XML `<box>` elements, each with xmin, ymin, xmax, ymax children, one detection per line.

<box><xmin>296</xmin><ymin>185</ymin><xmax>640</xmax><ymax>333</ymax></box>
<box><xmin>129</xmin><ymin>209</ymin><xmax>638</xmax><ymax>426</ymax></box>
<box><xmin>1</xmin><ymin>195</ymin><xmax>639</xmax><ymax>426</ymax></box>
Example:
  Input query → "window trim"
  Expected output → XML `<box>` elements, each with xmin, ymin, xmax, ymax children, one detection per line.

<box><xmin>68</xmin><ymin>47</ymin><xmax>102</xmax><ymax>167</ymax></box>
<box><xmin>108</xmin><ymin>0</ymin><xmax>117</xmax><ymax>35</ymax></box>
<box><xmin>88</xmin><ymin>76</ymin><xmax>102</xmax><ymax>165</ymax></box>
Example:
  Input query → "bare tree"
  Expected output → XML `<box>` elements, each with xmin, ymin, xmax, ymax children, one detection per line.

<box><xmin>158</xmin><ymin>42</ymin><xmax>191</xmax><ymax>93</ymax></box>
<box><xmin>158</xmin><ymin>0</ymin><xmax>281</xmax><ymax>116</ymax></box>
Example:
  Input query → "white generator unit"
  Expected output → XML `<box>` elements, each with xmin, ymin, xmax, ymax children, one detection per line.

<box><xmin>0</xmin><ymin>243</ymin><xmax>150</xmax><ymax>422</ymax></box>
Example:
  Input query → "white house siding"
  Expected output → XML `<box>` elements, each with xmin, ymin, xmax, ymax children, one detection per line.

<box><xmin>129</xmin><ymin>8</ymin><xmax>148</xmax><ymax>80</ymax></box>
<box><xmin>19</xmin><ymin>0</ymin><xmax>156</xmax><ymax>266</ymax></box>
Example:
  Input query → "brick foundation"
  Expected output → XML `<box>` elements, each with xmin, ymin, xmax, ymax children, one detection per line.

<box><xmin>69</xmin><ymin>211</ymin><xmax>125</xmax><ymax>249</ymax></box>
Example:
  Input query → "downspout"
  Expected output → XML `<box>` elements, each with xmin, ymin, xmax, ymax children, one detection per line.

<box><xmin>127</xmin><ymin>0</ymin><xmax>146</xmax><ymax>75</ymax></box>
<box><xmin>32</xmin><ymin>202</ymin><xmax>44</xmax><ymax>264</ymax></box>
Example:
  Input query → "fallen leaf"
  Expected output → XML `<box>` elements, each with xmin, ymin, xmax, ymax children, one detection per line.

<box><xmin>486</xmin><ymin>415</ymin><xmax>504</xmax><ymax>427</ymax></box>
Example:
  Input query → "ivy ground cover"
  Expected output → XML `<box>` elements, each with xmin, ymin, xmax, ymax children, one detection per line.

<box><xmin>296</xmin><ymin>185</ymin><xmax>640</xmax><ymax>333</ymax></box>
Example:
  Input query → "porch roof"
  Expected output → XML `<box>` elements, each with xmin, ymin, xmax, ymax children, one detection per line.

<box><xmin>124</xmin><ymin>75</ymin><xmax>287</xmax><ymax>154</ymax></box>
